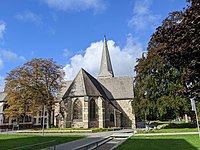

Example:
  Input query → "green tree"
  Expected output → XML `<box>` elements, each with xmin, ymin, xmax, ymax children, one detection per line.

<box><xmin>133</xmin><ymin>0</ymin><xmax>199</xmax><ymax>120</ymax></box>
<box><xmin>155</xmin><ymin>0</ymin><xmax>200</xmax><ymax>98</ymax></box>
<box><xmin>133</xmin><ymin>51</ymin><xmax>189</xmax><ymax>120</ymax></box>
<box><xmin>4</xmin><ymin>58</ymin><xmax>64</xmax><ymax>127</ymax></box>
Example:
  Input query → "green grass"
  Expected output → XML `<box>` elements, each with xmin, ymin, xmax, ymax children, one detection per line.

<box><xmin>0</xmin><ymin>134</ymin><xmax>85</xmax><ymax>150</ymax></box>
<box><xmin>115</xmin><ymin>134</ymin><xmax>200</xmax><ymax>150</ymax></box>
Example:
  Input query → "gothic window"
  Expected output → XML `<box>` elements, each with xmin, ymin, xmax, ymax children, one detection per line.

<box><xmin>73</xmin><ymin>99</ymin><xmax>82</xmax><ymax>120</ymax></box>
<box><xmin>110</xmin><ymin>113</ymin><xmax>114</xmax><ymax>122</ymax></box>
<box><xmin>90</xmin><ymin>99</ymin><xmax>96</xmax><ymax>120</ymax></box>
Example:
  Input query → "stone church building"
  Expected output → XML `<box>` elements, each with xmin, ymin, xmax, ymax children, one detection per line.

<box><xmin>55</xmin><ymin>36</ymin><xmax>135</xmax><ymax>129</ymax></box>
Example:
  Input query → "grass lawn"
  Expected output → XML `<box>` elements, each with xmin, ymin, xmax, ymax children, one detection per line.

<box><xmin>115</xmin><ymin>134</ymin><xmax>200</xmax><ymax>150</ymax></box>
<box><xmin>0</xmin><ymin>134</ymin><xmax>85</xmax><ymax>150</ymax></box>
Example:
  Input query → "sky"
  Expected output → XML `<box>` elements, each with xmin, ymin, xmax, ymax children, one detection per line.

<box><xmin>0</xmin><ymin>0</ymin><xmax>188</xmax><ymax>92</ymax></box>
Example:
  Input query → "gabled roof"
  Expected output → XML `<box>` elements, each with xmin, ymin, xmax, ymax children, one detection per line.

<box><xmin>62</xmin><ymin>68</ymin><xmax>108</xmax><ymax>99</ymax></box>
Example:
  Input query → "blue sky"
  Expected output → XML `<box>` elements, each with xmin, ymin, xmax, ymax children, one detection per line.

<box><xmin>0</xmin><ymin>0</ymin><xmax>188</xmax><ymax>91</ymax></box>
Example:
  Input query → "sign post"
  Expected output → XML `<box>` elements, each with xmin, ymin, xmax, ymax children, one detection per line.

<box><xmin>190</xmin><ymin>98</ymin><xmax>200</xmax><ymax>138</ymax></box>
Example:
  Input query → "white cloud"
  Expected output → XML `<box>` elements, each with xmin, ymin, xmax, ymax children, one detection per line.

<box><xmin>0</xmin><ymin>75</ymin><xmax>5</xmax><ymax>92</ymax></box>
<box><xmin>15</xmin><ymin>11</ymin><xmax>43</xmax><ymax>26</ymax></box>
<box><xmin>0</xmin><ymin>21</ymin><xmax>6</xmax><ymax>43</ymax></box>
<box><xmin>0</xmin><ymin>49</ymin><xmax>26</xmax><ymax>69</ymax></box>
<box><xmin>42</xmin><ymin>0</ymin><xmax>106</xmax><ymax>12</ymax></box>
<box><xmin>63</xmin><ymin>48</ymin><xmax>71</xmax><ymax>57</ymax></box>
<box><xmin>64</xmin><ymin>34</ymin><xmax>144</xmax><ymax>80</ymax></box>
<box><xmin>128</xmin><ymin>0</ymin><xmax>160</xmax><ymax>31</ymax></box>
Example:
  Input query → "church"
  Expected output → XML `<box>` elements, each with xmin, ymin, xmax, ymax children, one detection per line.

<box><xmin>54</xmin><ymin>36</ymin><xmax>136</xmax><ymax>129</ymax></box>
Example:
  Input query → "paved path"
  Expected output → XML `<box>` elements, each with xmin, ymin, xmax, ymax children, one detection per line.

<box><xmin>135</xmin><ymin>132</ymin><xmax>200</xmax><ymax>136</ymax></box>
<box><xmin>43</xmin><ymin>129</ymin><xmax>134</xmax><ymax>150</ymax></box>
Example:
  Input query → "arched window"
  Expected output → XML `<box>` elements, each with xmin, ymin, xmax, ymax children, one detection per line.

<box><xmin>73</xmin><ymin>99</ymin><xmax>82</xmax><ymax>120</ymax></box>
<box><xmin>110</xmin><ymin>113</ymin><xmax>114</xmax><ymax>122</ymax></box>
<box><xmin>89</xmin><ymin>99</ymin><xmax>96</xmax><ymax>120</ymax></box>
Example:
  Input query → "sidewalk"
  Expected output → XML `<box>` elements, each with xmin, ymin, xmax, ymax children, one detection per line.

<box><xmin>44</xmin><ymin>137</ymin><xmax>106</xmax><ymax>150</ymax></box>
<box><xmin>43</xmin><ymin>129</ymin><xmax>134</xmax><ymax>150</ymax></box>
<box><xmin>135</xmin><ymin>132</ymin><xmax>199</xmax><ymax>136</ymax></box>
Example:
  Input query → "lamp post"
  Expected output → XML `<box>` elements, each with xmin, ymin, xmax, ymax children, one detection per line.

<box><xmin>42</xmin><ymin>105</ymin><xmax>45</xmax><ymax>136</ymax></box>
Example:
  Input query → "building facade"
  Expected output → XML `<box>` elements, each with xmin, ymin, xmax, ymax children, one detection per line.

<box><xmin>0</xmin><ymin>92</ymin><xmax>48</xmax><ymax>129</ymax></box>
<box><xmin>55</xmin><ymin>36</ymin><xmax>136</xmax><ymax>129</ymax></box>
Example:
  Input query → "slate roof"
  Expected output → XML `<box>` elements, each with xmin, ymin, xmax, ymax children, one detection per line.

<box><xmin>62</xmin><ymin>68</ymin><xmax>108</xmax><ymax>99</ymax></box>
<box><xmin>98</xmin><ymin>35</ymin><xmax>114</xmax><ymax>78</ymax></box>
<box><xmin>98</xmin><ymin>76</ymin><xmax>134</xmax><ymax>100</ymax></box>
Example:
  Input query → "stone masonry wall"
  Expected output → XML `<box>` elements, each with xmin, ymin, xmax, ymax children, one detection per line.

<box><xmin>113</xmin><ymin>99</ymin><xmax>136</xmax><ymax>129</ymax></box>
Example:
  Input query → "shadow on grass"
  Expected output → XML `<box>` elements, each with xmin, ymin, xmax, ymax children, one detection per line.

<box><xmin>0</xmin><ymin>135</ymin><xmax>84</xmax><ymax>150</ymax></box>
<box><xmin>116</xmin><ymin>138</ymin><xmax>198</xmax><ymax>150</ymax></box>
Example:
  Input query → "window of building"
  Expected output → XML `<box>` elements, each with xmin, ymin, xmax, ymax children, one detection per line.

<box><xmin>33</xmin><ymin>118</ymin><xmax>36</xmax><ymax>124</ymax></box>
<box><xmin>18</xmin><ymin>117</ymin><xmax>23</xmax><ymax>123</ymax></box>
<box><xmin>3</xmin><ymin>115</ymin><xmax>9</xmax><ymax>123</ymax></box>
<box><xmin>25</xmin><ymin>105</ymin><xmax>30</xmax><ymax>112</ymax></box>
<box><xmin>110</xmin><ymin>113</ymin><xmax>114</xmax><ymax>122</ymax></box>
<box><xmin>39</xmin><ymin>111</ymin><xmax>42</xmax><ymax>116</ymax></box>
<box><xmin>25</xmin><ymin>116</ymin><xmax>32</xmax><ymax>122</ymax></box>
<box><xmin>89</xmin><ymin>99</ymin><xmax>96</xmax><ymax>120</ymax></box>
<box><xmin>38</xmin><ymin>118</ymin><xmax>41</xmax><ymax>123</ymax></box>
<box><xmin>73</xmin><ymin>99</ymin><xmax>82</xmax><ymax>120</ymax></box>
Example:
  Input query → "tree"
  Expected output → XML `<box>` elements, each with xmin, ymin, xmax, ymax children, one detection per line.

<box><xmin>133</xmin><ymin>51</ymin><xmax>189</xmax><ymax>121</ymax></box>
<box><xmin>4</xmin><ymin>58</ymin><xmax>64</xmax><ymax>127</ymax></box>
<box><xmin>154</xmin><ymin>0</ymin><xmax>200</xmax><ymax>98</ymax></box>
<box><xmin>133</xmin><ymin>0</ymin><xmax>199</xmax><ymax>120</ymax></box>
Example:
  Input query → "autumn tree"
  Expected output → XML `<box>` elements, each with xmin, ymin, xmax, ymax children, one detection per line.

<box><xmin>4</xmin><ymin>58</ymin><xmax>64</xmax><ymax>127</ymax></box>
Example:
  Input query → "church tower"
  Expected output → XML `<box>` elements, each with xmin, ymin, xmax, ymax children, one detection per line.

<box><xmin>98</xmin><ymin>35</ymin><xmax>114</xmax><ymax>78</ymax></box>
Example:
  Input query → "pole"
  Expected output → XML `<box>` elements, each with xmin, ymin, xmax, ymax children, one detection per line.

<box><xmin>195</xmin><ymin>109</ymin><xmax>200</xmax><ymax>138</ymax></box>
<box><xmin>42</xmin><ymin>105</ymin><xmax>45</xmax><ymax>136</ymax></box>
<box><xmin>191</xmin><ymin>98</ymin><xmax>200</xmax><ymax>138</ymax></box>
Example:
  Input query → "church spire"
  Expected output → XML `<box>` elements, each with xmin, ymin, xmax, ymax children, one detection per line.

<box><xmin>98</xmin><ymin>35</ymin><xmax>114</xmax><ymax>78</ymax></box>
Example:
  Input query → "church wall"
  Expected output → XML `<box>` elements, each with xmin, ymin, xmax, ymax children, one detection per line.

<box><xmin>66</xmin><ymin>99</ymin><xmax>73</xmax><ymax>128</ymax></box>
<box><xmin>88</xmin><ymin>121</ymin><xmax>98</xmax><ymax>128</ymax></box>
<box><xmin>113</xmin><ymin>99</ymin><xmax>136</xmax><ymax>129</ymax></box>
<box><xmin>104</xmin><ymin>102</ymin><xmax>121</xmax><ymax>128</ymax></box>
<box><xmin>97</xmin><ymin>97</ymin><xmax>105</xmax><ymax>128</ymax></box>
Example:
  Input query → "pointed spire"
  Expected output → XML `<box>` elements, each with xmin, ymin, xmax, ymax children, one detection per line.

<box><xmin>98</xmin><ymin>35</ymin><xmax>114</xmax><ymax>78</ymax></box>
